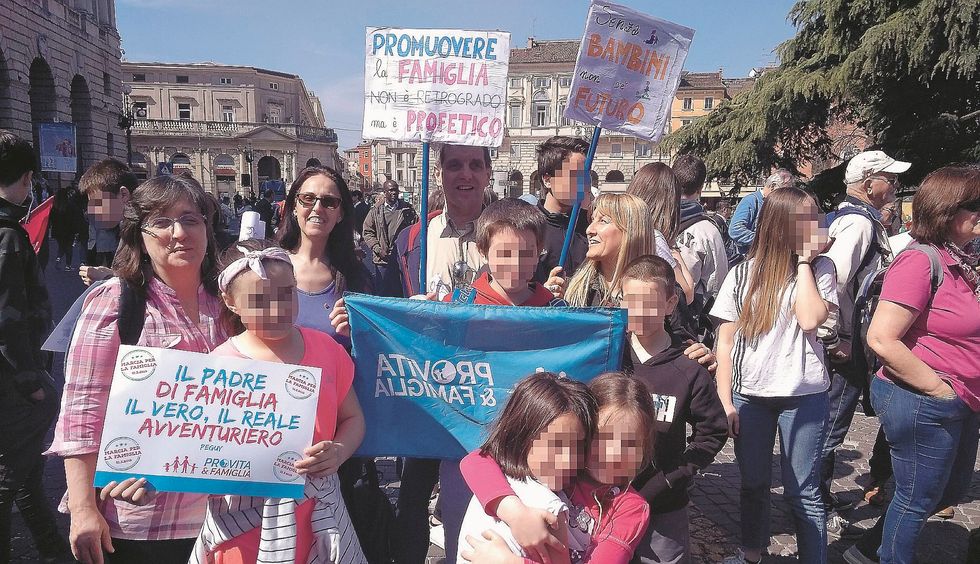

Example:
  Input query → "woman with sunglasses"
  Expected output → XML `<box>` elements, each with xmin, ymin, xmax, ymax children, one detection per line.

<box><xmin>277</xmin><ymin>166</ymin><xmax>371</xmax><ymax>349</ymax></box>
<box><xmin>49</xmin><ymin>174</ymin><xmax>229</xmax><ymax>564</ymax></box>
<box><xmin>854</xmin><ymin>165</ymin><xmax>980</xmax><ymax>564</ymax></box>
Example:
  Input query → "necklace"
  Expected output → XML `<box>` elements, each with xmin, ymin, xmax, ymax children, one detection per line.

<box><xmin>943</xmin><ymin>242</ymin><xmax>980</xmax><ymax>303</ymax></box>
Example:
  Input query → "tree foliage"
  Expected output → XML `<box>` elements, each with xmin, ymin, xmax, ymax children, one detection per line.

<box><xmin>665</xmin><ymin>0</ymin><xmax>980</xmax><ymax>185</ymax></box>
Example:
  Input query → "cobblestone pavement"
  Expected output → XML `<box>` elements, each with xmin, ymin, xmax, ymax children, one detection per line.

<box><xmin>11</xmin><ymin>248</ymin><xmax>980</xmax><ymax>563</ymax></box>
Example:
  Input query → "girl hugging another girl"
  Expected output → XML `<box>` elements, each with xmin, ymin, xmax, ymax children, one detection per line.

<box><xmin>458</xmin><ymin>371</ymin><xmax>657</xmax><ymax>564</ymax></box>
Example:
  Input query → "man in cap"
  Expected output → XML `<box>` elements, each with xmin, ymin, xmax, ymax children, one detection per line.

<box><xmin>818</xmin><ymin>149</ymin><xmax>909</xmax><ymax>537</ymax></box>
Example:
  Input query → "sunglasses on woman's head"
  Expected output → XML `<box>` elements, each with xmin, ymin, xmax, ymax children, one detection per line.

<box><xmin>960</xmin><ymin>199</ymin><xmax>980</xmax><ymax>213</ymax></box>
<box><xmin>295</xmin><ymin>193</ymin><xmax>342</xmax><ymax>209</ymax></box>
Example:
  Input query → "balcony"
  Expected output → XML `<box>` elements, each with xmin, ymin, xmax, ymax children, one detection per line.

<box><xmin>130</xmin><ymin>119</ymin><xmax>338</xmax><ymax>144</ymax></box>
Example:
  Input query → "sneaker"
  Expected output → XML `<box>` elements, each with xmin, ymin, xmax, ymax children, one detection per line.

<box><xmin>843</xmin><ymin>545</ymin><xmax>879</xmax><ymax>564</ymax></box>
<box><xmin>828</xmin><ymin>512</ymin><xmax>864</xmax><ymax>540</ymax></box>
<box><xmin>933</xmin><ymin>506</ymin><xmax>955</xmax><ymax>519</ymax></box>
<box><xmin>830</xmin><ymin>492</ymin><xmax>858</xmax><ymax>512</ymax></box>
<box><xmin>863</xmin><ymin>481</ymin><xmax>887</xmax><ymax>506</ymax></box>
<box><xmin>720</xmin><ymin>548</ymin><xmax>762</xmax><ymax>564</ymax></box>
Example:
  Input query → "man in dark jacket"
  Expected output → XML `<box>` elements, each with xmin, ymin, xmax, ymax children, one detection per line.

<box><xmin>531</xmin><ymin>136</ymin><xmax>590</xmax><ymax>285</ymax></box>
<box><xmin>254</xmin><ymin>188</ymin><xmax>275</xmax><ymax>227</ymax></box>
<box><xmin>0</xmin><ymin>130</ymin><xmax>69</xmax><ymax>562</ymax></box>
<box><xmin>351</xmin><ymin>189</ymin><xmax>370</xmax><ymax>235</ymax></box>
<box><xmin>362</xmin><ymin>180</ymin><xmax>417</xmax><ymax>296</ymax></box>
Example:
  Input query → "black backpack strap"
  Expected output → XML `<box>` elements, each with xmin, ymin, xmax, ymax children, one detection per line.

<box><xmin>118</xmin><ymin>279</ymin><xmax>147</xmax><ymax>345</ymax></box>
<box><xmin>678</xmin><ymin>213</ymin><xmax>710</xmax><ymax>234</ymax></box>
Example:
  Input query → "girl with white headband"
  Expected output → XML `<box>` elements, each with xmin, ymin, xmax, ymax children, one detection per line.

<box><xmin>189</xmin><ymin>239</ymin><xmax>367</xmax><ymax>564</ymax></box>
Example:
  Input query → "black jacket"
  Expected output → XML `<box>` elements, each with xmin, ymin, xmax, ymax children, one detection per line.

<box><xmin>626</xmin><ymin>338</ymin><xmax>728</xmax><ymax>514</ymax></box>
<box><xmin>0</xmin><ymin>197</ymin><xmax>53</xmax><ymax>397</ymax></box>
<box><xmin>532</xmin><ymin>201</ymin><xmax>588</xmax><ymax>284</ymax></box>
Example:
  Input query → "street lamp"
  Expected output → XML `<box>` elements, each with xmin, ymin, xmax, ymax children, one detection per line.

<box><xmin>118</xmin><ymin>84</ymin><xmax>147</xmax><ymax>167</ymax></box>
<box><xmin>239</xmin><ymin>141</ymin><xmax>255</xmax><ymax>198</ymax></box>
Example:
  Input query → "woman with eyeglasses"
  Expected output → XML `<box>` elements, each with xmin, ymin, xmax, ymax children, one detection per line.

<box><xmin>846</xmin><ymin>166</ymin><xmax>980</xmax><ymax>564</ymax></box>
<box><xmin>49</xmin><ymin>174</ymin><xmax>229</xmax><ymax>564</ymax></box>
<box><xmin>277</xmin><ymin>166</ymin><xmax>371</xmax><ymax>349</ymax></box>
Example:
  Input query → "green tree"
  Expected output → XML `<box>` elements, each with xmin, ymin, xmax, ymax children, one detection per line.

<box><xmin>665</xmin><ymin>0</ymin><xmax>980</xmax><ymax>187</ymax></box>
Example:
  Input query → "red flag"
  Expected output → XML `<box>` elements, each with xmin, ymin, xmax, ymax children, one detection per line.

<box><xmin>22</xmin><ymin>196</ymin><xmax>54</xmax><ymax>254</ymax></box>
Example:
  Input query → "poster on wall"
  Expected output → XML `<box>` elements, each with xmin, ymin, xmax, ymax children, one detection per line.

<box><xmin>93</xmin><ymin>346</ymin><xmax>322</xmax><ymax>499</ymax></box>
<box><xmin>363</xmin><ymin>28</ymin><xmax>511</xmax><ymax>147</ymax></box>
<box><xmin>564</xmin><ymin>0</ymin><xmax>695</xmax><ymax>142</ymax></box>
<box><xmin>38</xmin><ymin>122</ymin><xmax>77</xmax><ymax>173</ymax></box>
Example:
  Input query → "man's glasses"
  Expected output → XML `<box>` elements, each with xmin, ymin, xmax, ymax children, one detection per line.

<box><xmin>141</xmin><ymin>213</ymin><xmax>205</xmax><ymax>236</ymax></box>
<box><xmin>296</xmin><ymin>193</ymin><xmax>342</xmax><ymax>209</ymax></box>
<box><xmin>959</xmin><ymin>199</ymin><xmax>980</xmax><ymax>213</ymax></box>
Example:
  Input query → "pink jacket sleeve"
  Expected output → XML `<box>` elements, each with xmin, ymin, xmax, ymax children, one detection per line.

<box><xmin>459</xmin><ymin>450</ymin><xmax>517</xmax><ymax>517</ymax></box>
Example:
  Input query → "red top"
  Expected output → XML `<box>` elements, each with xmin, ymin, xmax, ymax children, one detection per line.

<box><xmin>460</xmin><ymin>451</ymin><xmax>650</xmax><ymax>564</ymax></box>
<box><xmin>877</xmin><ymin>246</ymin><xmax>980</xmax><ymax>411</ymax></box>
<box><xmin>443</xmin><ymin>271</ymin><xmax>563</xmax><ymax>306</ymax></box>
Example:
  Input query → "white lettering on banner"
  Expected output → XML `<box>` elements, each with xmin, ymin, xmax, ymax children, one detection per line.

<box><xmin>563</xmin><ymin>0</ymin><xmax>695</xmax><ymax>142</ymax></box>
<box><xmin>363</xmin><ymin>27</ymin><xmax>511</xmax><ymax>146</ymax></box>
<box><xmin>374</xmin><ymin>353</ymin><xmax>495</xmax><ymax>407</ymax></box>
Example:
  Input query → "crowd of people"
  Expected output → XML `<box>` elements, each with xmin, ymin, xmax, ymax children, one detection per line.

<box><xmin>0</xmin><ymin>126</ymin><xmax>977</xmax><ymax>564</ymax></box>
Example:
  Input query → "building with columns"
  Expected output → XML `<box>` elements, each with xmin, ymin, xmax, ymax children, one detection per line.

<box><xmin>121</xmin><ymin>61</ymin><xmax>339</xmax><ymax>197</ymax></box>
<box><xmin>1</xmin><ymin>0</ymin><xmax>124</xmax><ymax>187</ymax></box>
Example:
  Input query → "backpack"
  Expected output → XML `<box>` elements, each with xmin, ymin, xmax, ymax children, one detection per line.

<box><xmin>337</xmin><ymin>459</ymin><xmax>396</xmax><ymax>564</ymax></box>
<box><xmin>849</xmin><ymin>243</ymin><xmax>944</xmax><ymax>390</ymax></box>
<box><xmin>678</xmin><ymin>212</ymin><xmax>744</xmax><ymax>269</ymax></box>
<box><xmin>675</xmin><ymin>213</ymin><xmax>733</xmax><ymax>346</ymax></box>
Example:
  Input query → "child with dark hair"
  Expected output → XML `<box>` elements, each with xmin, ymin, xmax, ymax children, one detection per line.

<box><xmin>460</xmin><ymin>371</ymin><xmax>658</xmax><ymax>564</ymax></box>
<box><xmin>533</xmin><ymin>136</ymin><xmax>592</xmax><ymax>285</ymax></box>
<box><xmin>78</xmin><ymin>158</ymin><xmax>138</xmax><ymax>284</ymax></box>
<box><xmin>456</xmin><ymin>371</ymin><xmax>598</xmax><ymax>563</ymax></box>
<box><xmin>619</xmin><ymin>255</ymin><xmax>728</xmax><ymax>564</ymax></box>
<box><xmin>455</xmin><ymin>197</ymin><xmax>566</xmax><ymax>306</ymax></box>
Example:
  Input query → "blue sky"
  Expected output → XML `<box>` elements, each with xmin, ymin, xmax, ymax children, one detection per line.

<box><xmin>116</xmin><ymin>0</ymin><xmax>799</xmax><ymax>150</ymax></box>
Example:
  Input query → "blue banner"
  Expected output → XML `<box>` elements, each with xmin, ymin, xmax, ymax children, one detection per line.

<box><xmin>346</xmin><ymin>294</ymin><xmax>627</xmax><ymax>459</ymax></box>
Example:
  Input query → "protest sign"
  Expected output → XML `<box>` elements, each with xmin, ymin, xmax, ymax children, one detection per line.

<box><xmin>94</xmin><ymin>345</ymin><xmax>321</xmax><ymax>498</ymax></box>
<box><xmin>345</xmin><ymin>294</ymin><xmax>627</xmax><ymax>459</ymax></box>
<box><xmin>363</xmin><ymin>28</ymin><xmax>511</xmax><ymax>146</ymax></box>
<box><xmin>564</xmin><ymin>0</ymin><xmax>694</xmax><ymax>142</ymax></box>
<box><xmin>38</xmin><ymin>122</ymin><xmax>77</xmax><ymax>173</ymax></box>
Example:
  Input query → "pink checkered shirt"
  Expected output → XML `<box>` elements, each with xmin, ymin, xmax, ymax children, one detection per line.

<box><xmin>47</xmin><ymin>277</ymin><xmax>229</xmax><ymax>540</ymax></box>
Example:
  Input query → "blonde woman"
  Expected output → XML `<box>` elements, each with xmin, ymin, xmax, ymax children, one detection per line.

<box><xmin>626</xmin><ymin>162</ymin><xmax>696</xmax><ymax>304</ymax></box>
<box><xmin>564</xmin><ymin>193</ymin><xmax>655</xmax><ymax>307</ymax></box>
<box><xmin>711</xmin><ymin>187</ymin><xmax>837</xmax><ymax>564</ymax></box>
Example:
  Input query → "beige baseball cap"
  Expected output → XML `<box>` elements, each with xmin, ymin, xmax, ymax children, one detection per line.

<box><xmin>845</xmin><ymin>150</ymin><xmax>911</xmax><ymax>184</ymax></box>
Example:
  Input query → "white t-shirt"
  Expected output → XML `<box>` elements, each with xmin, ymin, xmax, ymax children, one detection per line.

<box><xmin>710</xmin><ymin>257</ymin><xmax>839</xmax><ymax>397</ymax></box>
<box><xmin>456</xmin><ymin>476</ymin><xmax>567</xmax><ymax>562</ymax></box>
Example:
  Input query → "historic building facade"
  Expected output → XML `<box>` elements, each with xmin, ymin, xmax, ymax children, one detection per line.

<box><xmin>1</xmin><ymin>0</ymin><xmax>124</xmax><ymax>187</ymax></box>
<box><xmin>122</xmin><ymin>61</ymin><xmax>339</xmax><ymax>197</ymax></box>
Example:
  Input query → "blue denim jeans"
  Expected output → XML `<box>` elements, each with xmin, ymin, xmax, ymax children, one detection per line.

<box><xmin>871</xmin><ymin>377</ymin><xmax>980</xmax><ymax>564</ymax></box>
<box><xmin>733</xmin><ymin>391</ymin><xmax>829</xmax><ymax>564</ymax></box>
<box><xmin>819</xmin><ymin>359</ymin><xmax>864</xmax><ymax>510</ymax></box>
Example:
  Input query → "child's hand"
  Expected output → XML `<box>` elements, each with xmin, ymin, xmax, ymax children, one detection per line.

<box><xmin>544</xmin><ymin>266</ymin><xmax>565</xmax><ymax>299</ymax></box>
<box><xmin>496</xmin><ymin>495</ymin><xmax>564</xmax><ymax>563</ymax></box>
<box><xmin>409</xmin><ymin>292</ymin><xmax>439</xmax><ymax>301</ymax></box>
<box><xmin>724</xmin><ymin>403</ymin><xmax>739</xmax><ymax>438</ymax></box>
<box><xmin>99</xmin><ymin>477</ymin><xmax>157</xmax><ymax>506</ymax></box>
<box><xmin>79</xmin><ymin>265</ymin><xmax>112</xmax><ymax>286</ymax></box>
<box><xmin>684</xmin><ymin>340</ymin><xmax>717</xmax><ymax>373</ymax></box>
<box><xmin>460</xmin><ymin>530</ymin><xmax>525</xmax><ymax>564</ymax></box>
<box><xmin>296</xmin><ymin>441</ymin><xmax>344</xmax><ymax>477</ymax></box>
<box><xmin>329</xmin><ymin>298</ymin><xmax>350</xmax><ymax>337</ymax></box>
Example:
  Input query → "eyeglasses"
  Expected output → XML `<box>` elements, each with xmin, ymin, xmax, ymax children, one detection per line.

<box><xmin>960</xmin><ymin>199</ymin><xmax>980</xmax><ymax>213</ymax></box>
<box><xmin>141</xmin><ymin>213</ymin><xmax>206</xmax><ymax>235</ymax></box>
<box><xmin>295</xmin><ymin>193</ymin><xmax>342</xmax><ymax>209</ymax></box>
